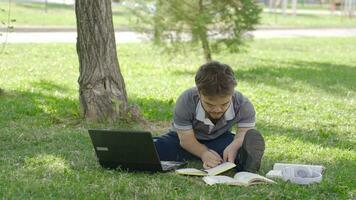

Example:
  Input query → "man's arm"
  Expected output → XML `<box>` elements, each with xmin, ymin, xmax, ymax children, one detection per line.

<box><xmin>234</xmin><ymin>127</ymin><xmax>254</xmax><ymax>146</ymax></box>
<box><xmin>223</xmin><ymin>127</ymin><xmax>254</xmax><ymax>162</ymax></box>
<box><xmin>177</xmin><ymin>129</ymin><xmax>223</xmax><ymax>168</ymax></box>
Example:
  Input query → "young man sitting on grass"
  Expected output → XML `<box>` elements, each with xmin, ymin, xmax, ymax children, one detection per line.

<box><xmin>154</xmin><ymin>61</ymin><xmax>265</xmax><ymax>172</ymax></box>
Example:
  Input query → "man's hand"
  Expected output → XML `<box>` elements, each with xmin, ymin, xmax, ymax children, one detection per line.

<box><xmin>223</xmin><ymin>127</ymin><xmax>253</xmax><ymax>163</ymax></box>
<box><xmin>223</xmin><ymin>140</ymin><xmax>242</xmax><ymax>163</ymax></box>
<box><xmin>178</xmin><ymin>129</ymin><xmax>222</xmax><ymax>169</ymax></box>
<box><xmin>201</xmin><ymin>149</ymin><xmax>223</xmax><ymax>169</ymax></box>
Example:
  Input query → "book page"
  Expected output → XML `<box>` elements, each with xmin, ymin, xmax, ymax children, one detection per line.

<box><xmin>205</xmin><ymin>162</ymin><xmax>236</xmax><ymax>176</ymax></box>
<box><xmin>266</xmin><ymin>170</ymin><xmax>283</xmax><ymax>179</ymax></box>
<box><xmin>203</xmin><ymin>176</ymin><xmax>242</xmax><ymax>186</ymax></box>
<box><xmin>234</xmin><ymin>172</ymin><xmax>276</xmax><ymax>185</ymax></box>
<box><xmin>175</xmin><ymin>168</ymin><xmax>207</xmax><ymax>176</ymax></box>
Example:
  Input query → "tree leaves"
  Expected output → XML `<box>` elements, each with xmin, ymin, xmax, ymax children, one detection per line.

<box><xmin>129</xmin><ymin>0</ymin><xmax>261</xmax><ymax>61</ymax></box>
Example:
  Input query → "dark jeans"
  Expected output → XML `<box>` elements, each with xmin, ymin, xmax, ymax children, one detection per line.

<box><xmin>153</xmin><ymin>131</ymin><xmax>235</xmax><ymax>160</ymax></box>
<box><xmin>153</xmin><ymin>129</ymin><xmax>264</xmax><ymax>172</ymax></box>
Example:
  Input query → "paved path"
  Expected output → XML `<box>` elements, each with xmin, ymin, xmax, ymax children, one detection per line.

<box><xmin>0</xmin><ymin>31</ymin><xmax>150</xmax><ymax>43</ymax></box>
<box><xmin>12</xmin><ymin>0</ymin><xmax>75</xmax><ymax>5</ymax></box>
<box><xmin>263</xmin><ymin>8</ymin><xmax>345</xmax><ymax>16</ymax></box>
<box><xmin>251</xmin><ymin>27</ymin><xmax>356</xmax><ymax>38</ymax></box>
<box><xmin>1</xmin><ymin>28</ymin><xmax>356</xmax><ymax>43</ymax></box>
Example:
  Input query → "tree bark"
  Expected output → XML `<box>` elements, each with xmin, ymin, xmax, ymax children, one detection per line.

<box><xmin>198</xmin><ymin>0</ymin><xmax>212</xmax><ymax>62</ymax></box>
<box><xmin>75</xmin><ymin>0</ymin><xmax>128</xmax><ymax>122</ymax></box>
<box><xmin>200</xmin><ymin>31</ymin><xmax>212</xmax><ymax>62</ymax></box>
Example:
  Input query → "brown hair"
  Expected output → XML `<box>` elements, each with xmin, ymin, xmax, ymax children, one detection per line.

<box><xmin>195</xmin><ymin>61</ymin><xmax>237</xmax><ymax>96</ymax></box>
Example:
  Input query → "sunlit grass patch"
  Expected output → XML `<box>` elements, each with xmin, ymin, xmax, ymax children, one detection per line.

<box><xmin>24</xmin><ymin>154</ymin><xmax>72</xmax><ymax>175</ymax></box>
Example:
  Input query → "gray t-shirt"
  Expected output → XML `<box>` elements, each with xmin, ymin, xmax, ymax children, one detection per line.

<box><xmin>170</xmin><ymin>87</ymin><xmax>255</xmax><ymax>140</ymax></box>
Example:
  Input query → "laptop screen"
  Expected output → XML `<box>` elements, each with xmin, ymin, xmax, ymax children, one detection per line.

<box><xmin>88</xmin><ymin>129</ymin><xmax>163</xmax><ymax>171</ymax></box>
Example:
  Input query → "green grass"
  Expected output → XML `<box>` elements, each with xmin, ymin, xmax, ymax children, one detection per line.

<box><xmin>0</xmin><ymin>38</ymin><xmax>355</xmax><ymax>199</ymax></box>
<box><xmin>0</xmin><ymin>1</ymin><xmax>136</xmax><ymax>28</ymax></box>
<box><xmin>1</xmin><ymin>1</ymin><xmax>356</xmax><ymax>29</ymax></box>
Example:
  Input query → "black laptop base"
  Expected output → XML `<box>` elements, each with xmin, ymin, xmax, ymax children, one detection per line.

<box><xmin>99</xmin><ymin>160</ymin><xmax>164</xmax><ymax>172</ymax></box>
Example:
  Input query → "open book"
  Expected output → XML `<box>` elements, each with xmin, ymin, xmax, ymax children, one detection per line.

<box><xmin>203</xmin><ymin>172</ymin><xmax>276</xmax><ymax>186</ymax></box>
<box><xmin>175</xmin><ymin>162</ymin><xmax>236</xmax><ymax>176</ymax></box>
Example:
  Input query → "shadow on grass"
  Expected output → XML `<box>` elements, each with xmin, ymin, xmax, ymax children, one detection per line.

<box><xmin>257</xmin><ymin>121</ymin><xmax>354</xmax><ymax>152</ymax></box>
<box><xmin>31</xmin><ymin>79</ymin><xmax>73</xmax><ymax>94</ymax></box>
<box><xmin>129</xmin><ymin>95</ymin><xmax>175</xmax><ymax>122</ymax></box>
<box><xmin>0</xmin><ymin>84</ymin><xmax>79</xmax><ymax>128</ymax></box>
<box><xmin>237</xmin><ymin>59</ymin><xmax>356</xmax><ymax>96</ymax></box>
<box><xmin>0</xmin><ymin>79</ymin><xmax>175</xmax><ymax>129</ymax></box>
<box><xmin>172</xmin><ymin>59</ymin><xmax>356</xmax><ymax>96</ymax></box>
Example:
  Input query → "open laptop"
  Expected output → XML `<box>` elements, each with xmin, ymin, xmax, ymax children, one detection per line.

<box><xmin>88</xmin><ymin>129</ymin><xmax>186</xmax><ymax>172</ymax></box>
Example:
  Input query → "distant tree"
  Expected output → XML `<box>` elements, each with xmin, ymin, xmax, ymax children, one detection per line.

<box><xmin>0</xmin><ymin>6</ymin><xmax>4</xmax><ymax>93</ymax></box>
<box><xmin>1</xmin><ymin>0</ymin><xmax>15</xmax><ymax>94</ymax></box>
<box><xmin>1</xmin><ymin>6</ymin><xmax>4</xmax><ymax>48</ymax></box>
<box><xmin>44</xmin><ymin>0</ymin><xmax>48</xmax><ymax>13</ymax></box>
<box><xmin>75</xmin><ymin>0</ymin><xmax>129</xmax><ymax>122</ymax></box>
<box><xmin>1</xmin><ymin>5</ymin><xmax>4</xmax><ymax>94</ymax></box>
<box><xmin>131</xmin><ymin>0</ymin><xmax>261</xmax><ymax>62</ymax></box>
<box><xmin>0</xmin><ymin>1</ymin><xmax>15</xmax><ymax>43</ymax></box>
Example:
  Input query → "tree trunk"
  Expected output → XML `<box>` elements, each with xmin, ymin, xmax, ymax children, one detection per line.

<box><xmin>198</xmin><ymin>0</ymin><xmax>212</xmax><ymax>62</ymax></box>
<box><xmin>200</xmin><ymin>32</ymin><xmax>212</xmax><ymax>62</ymax></box>
<box><xmin>75</xmin><ymin>0</ymin><xmax>128</xmax><ymax>122</ymax></box>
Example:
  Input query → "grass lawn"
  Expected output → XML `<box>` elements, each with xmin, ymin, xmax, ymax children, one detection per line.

<box><xmin>0</xmin><ymin>1</ymin><xmax>135</xmax><ymax>28</ymax></box>
<box><xmin>0</xmin><ymin>37</ymin><xmax>355</xmax><ymax>199</ymax></box>
<box><xmin>1</xmin><ymin>1</ymin><xmax>356</xmax><ymax>29</ymax></box>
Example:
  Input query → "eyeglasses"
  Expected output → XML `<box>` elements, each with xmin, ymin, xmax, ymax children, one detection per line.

<box><xmin>200</xmin><ymin>99</ymin><xmax>231</xmax><ymax>112</ymax></box>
